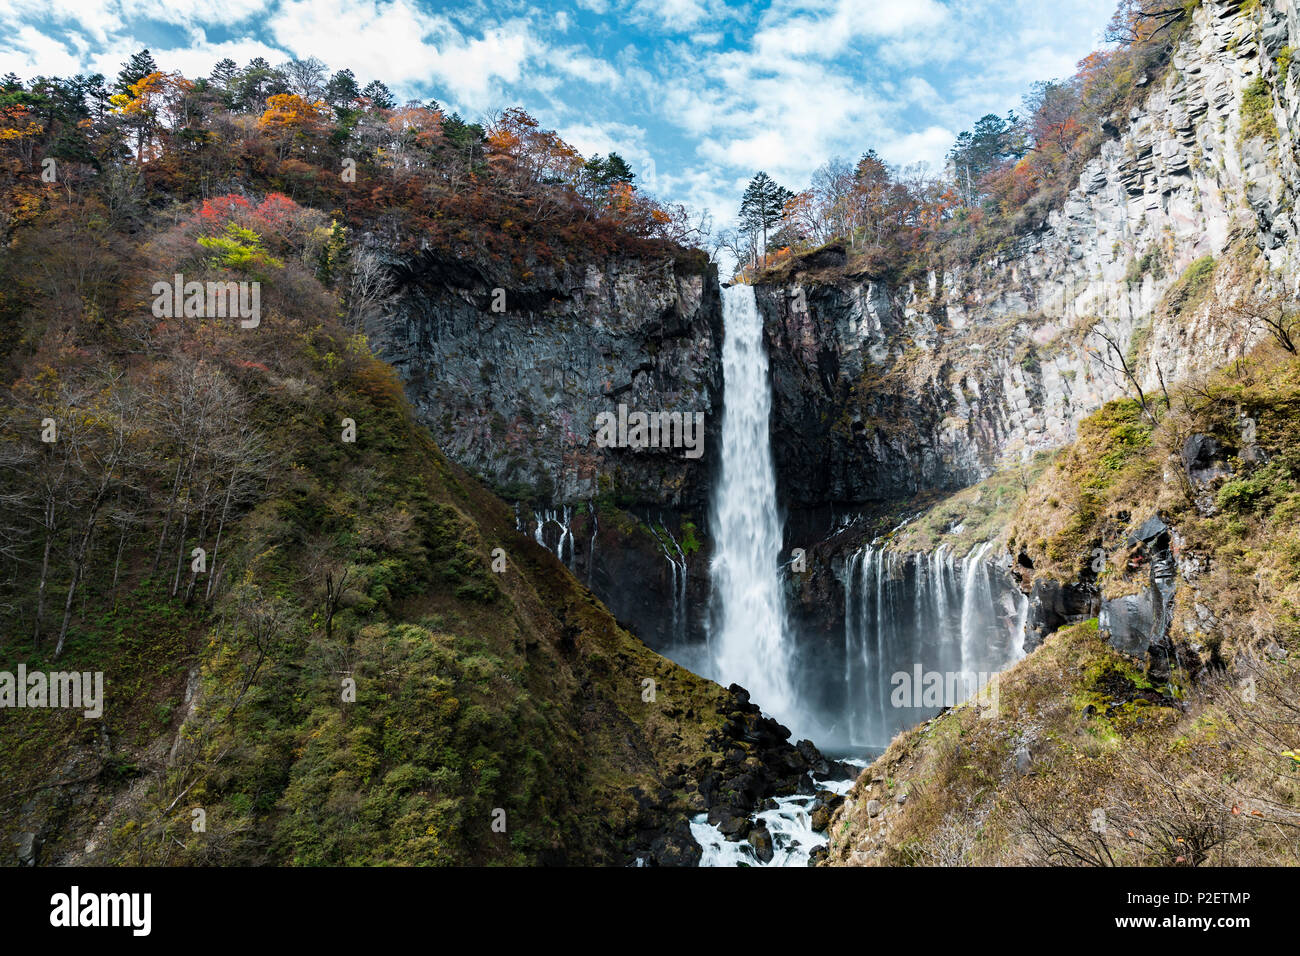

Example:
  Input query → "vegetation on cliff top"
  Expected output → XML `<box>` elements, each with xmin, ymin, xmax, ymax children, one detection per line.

<box><xmin>732</xmin><ymin>0</ymin><xmax>1214</xmax><ymax>283</ymax></box>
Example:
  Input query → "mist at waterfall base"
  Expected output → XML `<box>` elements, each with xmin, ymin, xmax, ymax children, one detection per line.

<box><xmin>695</xmin><ymin>285</ymin><xmax>1029</xmax><ymax>754</ymax></box>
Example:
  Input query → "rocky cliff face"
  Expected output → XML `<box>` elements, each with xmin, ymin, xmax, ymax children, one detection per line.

<box><xmin>761</xmin><ymin>0</ymin><xmax>1300</xmax><ymax>516</ymax></box>
<box><xmin>365</xmin><ymin>0</ymin><xmax>1299</xmax><ymax>748</ymax></box>
<box><xmin>365</xmin><ymin>247</ymin><xmax>721</xmax><ymax>651</ymax></box>
<box><xmin>755</xmin><ymin>0</ymin><xmax>1300</xmax><ymax>691</ymax></box>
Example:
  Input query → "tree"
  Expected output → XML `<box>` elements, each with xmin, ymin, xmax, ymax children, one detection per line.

<box><xmin>1226</xmin><ymin>292</ymin><xmax>1299</xmax><ymax>355</ymax></box>
<box><xmin>115</xmin><ymin>49</ymin><xmax>157</xmax><ymax>95</ymax></box>
<box><xmin>257</xmin><ymin>93</ymin><xmax>330</xmax><ymax>159</ymax></box>
<box><xmin>234</xmin><ymin>58</ymin><xmax>288</xmax><ymax>113</ymax></box>
<box><xmin>209</xmin><ymin>58</ymin><xmax>239</xmax><ymax>107</ymax></box>
<box><xmin>738</xmin><ymin>171</ymin><xmax>793</xmax><ymax>267</ymax></box>
<box><xmin>324</xmin><ymin>69</ymin><xmax>360</xmax><ymax>109</ymax></box>
<box><xmin>361</xmin><ymin>80</ymin><xmax>395</xmax><ymax>111</ymax></box>
<box><xmin>580</xmin><ymin>152</ymin><xmax>635</xmax><ymax>210</ymax></box>
<box><xmin>1089</xmin><ymin>322</ymin><xmax>1157</xmax><ymax>424</ymax></box>
<box><xmin>281</xmin><ymin>58</ymin><xmax>327</xmax><ymax>100</ymax></box>
<box><xmin>1106</xmin><ymin>0</ymin><xmax>1190</xmax><ymax>46</ymax></box>
<box><xmin>948</xmin><ymin>112</ymin><xmax>1022</xmax><ymax>205</ymax></box>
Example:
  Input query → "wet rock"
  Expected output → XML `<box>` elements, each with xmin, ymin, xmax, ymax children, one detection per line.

<box><xmin>810</xmin><ymin>790</ymin><xmax>845</xmax><ymax>832</ymax></box>
<box><xmin>748</xmin><ymin>824</ymin><xmax>775</xmax><ymax>863</ymax></box>
<box><xmin>711</xmin><ymin>808</ymin><xmax>752</xmax><ymax>841</ymax></box>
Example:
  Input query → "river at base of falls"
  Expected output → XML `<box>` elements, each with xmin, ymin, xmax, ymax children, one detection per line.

<box><xmin>691</xmin><ymin>761</ymin><xmax>867</xmax><ymax>867</ymax></box>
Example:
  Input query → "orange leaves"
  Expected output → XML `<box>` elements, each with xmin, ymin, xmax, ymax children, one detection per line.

<box><xmin>486</xmin><ymin>107</ymin><xmax>584</xmax><ymax>189</ymax></box>
<box><xmin>258</xmin><ymin>93</ymin><xmax>330</xmax><ymax>135</ymax></box>
<box><xmin>110</xmin><ymin>71</ymin><xmax>193</xmax><ymax>119</ymax></box>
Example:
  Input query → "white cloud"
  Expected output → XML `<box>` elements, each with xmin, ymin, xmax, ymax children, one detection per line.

<box><xmin>0</xmin><ymin>24</ymin><xmax>86</xmax><ymax>78</ymax></box>
<box><xmin>549</xmin><ymin>47</ymin><xmax>623</xmax><ymax>87</ymax></box>
<box><xmin>752</xmin><ymin>0</ymin><xmax>948</xmax><ymax>59</ymax></box>
<box><xmin>878</xmin><ymin>124</ymin><xmax>953</xmax><ymax>172</ymax></box>
<box><xmin>266</xmin><ymin>0</ymin><xmax>544</xmax><ymax>110</ymax></box>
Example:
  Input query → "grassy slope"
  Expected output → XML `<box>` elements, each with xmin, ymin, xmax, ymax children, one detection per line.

<box><xmin>825</xmin><ymin>341</ymin><xmax>1300</xmax><ymax>866</ymax></box>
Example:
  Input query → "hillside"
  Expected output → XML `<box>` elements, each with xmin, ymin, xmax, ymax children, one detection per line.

<box><xmin>0</xmin><ymin>133</ymin><xmax>819</xmax><ymax>867</ymax></box>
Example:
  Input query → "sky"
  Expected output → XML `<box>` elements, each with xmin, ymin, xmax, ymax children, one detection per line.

<box><xmin>1</xmin><ymin>0</ymin><xmax>1117</xmax><ymax>227</ymax></box>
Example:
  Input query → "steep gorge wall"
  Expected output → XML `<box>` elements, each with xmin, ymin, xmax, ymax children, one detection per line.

<box><xmin>762</xmin><ymin>0</ymin><xmax>1300</xmax><ymax>517</ymax></box>
<box><xmin>366</xmin><ymin>248</ymin><xmax>722</xmax><ymax>651</ymax></box>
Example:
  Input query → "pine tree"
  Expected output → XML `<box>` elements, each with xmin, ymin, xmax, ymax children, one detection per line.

<box><xmin>947</xmin><ymin>111</ymin><xmax>1023</xmax><ymax>205</ymax></box>
<box><xmin>361</xmin><ymin>80</ymin><xmax>395</xmax><ymax>111</ymax></box>
<box><xmin>115</xmin><ymin>49</ymin><xmax>157</xmax><ymax>95</ymax></box>
<box><xmin>738</xmin><ymin>171</ymin><xmax>793</xmax><ymax>267</ymax></box>
<box><xmin>324</xmin><ymin>69</ymin><xmax>360</xmax><ymax>108</ymax></box>
<box><xmin>583</xmin><ymin>152</ymin><xmax>635</xmax><ymax>190</ymax></box>
<box><xmin>235</xmin><ymin>57</ymin><xmax>288</xmax><ymax>112</ymax></box>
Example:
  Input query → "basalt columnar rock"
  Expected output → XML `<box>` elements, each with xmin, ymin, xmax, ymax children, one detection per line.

<box><xmin>365</xmin><ymin>246</ymin><xmax>722</xmax><ymax>651</ymax></box>
<box><xmin>757</xmin><ymin>0</ymin><xmax>1300</xmax><ymax>520</ymax></box>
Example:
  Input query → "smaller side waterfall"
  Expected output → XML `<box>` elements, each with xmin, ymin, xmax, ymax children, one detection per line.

<box><xmin>654</xmin><ymin>522</ymin><xmax>690</xmax><ymax>648</ymax></box>
<box><xmin>525</xmin><ymin>507</ymin><xmax>576</xmax><ymax>568</ymax></box>
<box><xmin>839</xmin><ymin>542</ymin><xmax>1027</xmax><ymax>748</ymax></box>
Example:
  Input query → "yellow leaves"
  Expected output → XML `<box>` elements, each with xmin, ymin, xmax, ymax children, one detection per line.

<box><xmin>258</xmin><ymin>93</ymin><xmax>330</xmax><ymax>134</ymax></box>
<box><xmin>112</xmin><ymin>71</ymin><xmax>193</xmax><ymax>117</ymax></box>
<box><xmin>0</xmin><ymin>115</ymin><xmax>42</xmax><ymax>141</ymax></box>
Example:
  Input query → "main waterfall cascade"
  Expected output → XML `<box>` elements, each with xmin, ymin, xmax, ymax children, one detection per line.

<box><xmin>707</xmin><ymin>284</ymin><xmax>796</xmax><ymax>728</ymax></box>
<box><xmin>689</xmin><ymin>285</ymin><xmax>1031</xmax><ymax>867</ymax></box>
<box><xmin>705</xmin><ymin>283</ymin><xmax>1029</xmax><ymax>753</ymax></box>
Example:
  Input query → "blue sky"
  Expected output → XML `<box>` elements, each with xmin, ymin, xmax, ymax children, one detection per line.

<box><xmin>1</xmin><ymin>0</ymin><xmax>1116</xmax><ymax>226</ymax></box>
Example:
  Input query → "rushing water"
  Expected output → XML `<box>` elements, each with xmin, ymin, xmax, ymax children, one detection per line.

<box><xmin>840</xmin><ymin>543</ymin><xmax>1027</xmax><ymax>747</ymax></box>
<box><xmin>692</xmin><ymin>764</ymin><xmax>863</xmax><ymax>867</ymax></box>
<box><xmin>708</xmin><ymin>284</ymin><xmax>795</xmax><ymax>727</ymax></box>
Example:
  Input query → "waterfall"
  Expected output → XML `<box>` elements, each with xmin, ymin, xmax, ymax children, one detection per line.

<box><xmin>841</xmin><ymin>542</ymin><xmax>1027</xmax><ymax>748</ymax></box>
<box><xmin>655</xmin><ymin>521</ymin><xmax>689</xmax><ymax>648</ymax></box>
<box><xmin>529</xmin><ymin>507</ymin><xmax>575</xmax><ymax>568</ymax></box>
<box><xmin>958</xmin><ymin>541</ymin><xmax>993</xmax><ymax>671</ymax></box>
<box><xmin>586</xmin><ymin>501</ymin><xmax>597</xmax><ymax>587</ymax></box>
<box><xmin>708</xmin><ymin>284</ymin><xmax>794</xmax><ymax>727</ymax></box>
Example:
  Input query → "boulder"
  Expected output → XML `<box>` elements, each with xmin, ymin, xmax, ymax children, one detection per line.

<box><xmin>1023</xmin><ymin>577</ymin><xmax>1100</xmax><ymax>651</ymax></box>
<box><xmin>1099</xmin><ymin>590</ymin><xmax>1160</xmax><ymax>656</ymax></box>
<box><xmin>647</xmin><ymin>821</ymin><xmax>703</xmax><ymax>867</ymax></box>
<box><xmin>1181</xmin><ymin>433</ymin><xmax>1230</xmax><ymax>487</ymax></box>
<box><xmin>14</xmin><ymin>832</ymin><xmax>39</xmax><ymax>867</ymax></box>
<box><xmin>748</xmin><ymin>824</ymin><xmax>775</xmax><ymax>864</ymax></box>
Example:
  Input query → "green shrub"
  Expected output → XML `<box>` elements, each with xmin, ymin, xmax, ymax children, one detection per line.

<box><xmin>1164</xmin><ymin>256</ymin><xmax>1216</xmax><ymax>314</ymax></box>
<box><xmin>1239</xmin><ymin>76</ymin><xmax>1278</xmax><ymax>143</ymax></box>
